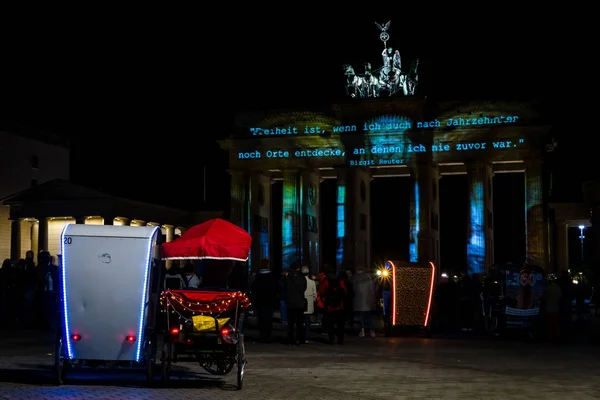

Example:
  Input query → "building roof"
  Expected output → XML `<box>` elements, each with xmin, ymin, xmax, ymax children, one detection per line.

<box><xmin>1</xmin><ymin>179</ymin><xmax>110</xmax><ymax>204</ymax></box>
<box><xmin>1</xmin><ymin>179</ymin><xmax>223</xmax><ymax>227</ymax></box>
<box><xmin>0</xmin><ymin>121</ymin><xmax>70</xmax><ymax>148</ymax></box>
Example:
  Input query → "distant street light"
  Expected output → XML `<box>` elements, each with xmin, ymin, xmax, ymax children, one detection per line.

<box><xmin>578</xmin><ymin>225</ymin><xmax>585</xmax><ymax>262</ymax></box>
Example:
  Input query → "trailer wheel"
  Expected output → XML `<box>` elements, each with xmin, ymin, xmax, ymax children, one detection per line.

<box><xmin>160</xmin><ymin>336</ymin><xmax>172</xmax><ymax>386</ymax></box>
<box><xmin>236</xmin><ymin>334</ymin><xmax>246</xmax><ymax>390</ymax></box>
<box><xmin>144</xmin><ymin>332</ymin><xmax>156</xmax><ymax>385</ymax></box>
<box><xmin>54</xmin><ymin>336</ymin><xmax>68</xmax><ymax>385</ymax></box>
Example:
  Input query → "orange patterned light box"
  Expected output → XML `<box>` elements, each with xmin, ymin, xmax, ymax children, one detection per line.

<box><xmin>386</xmin><ymin>261</ymin><xmax>435</xmax><ymax>327</ymax></box>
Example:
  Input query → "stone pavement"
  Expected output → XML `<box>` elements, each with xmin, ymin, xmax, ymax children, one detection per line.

<box><xmin>0</xmin><ymin>327</ymin><xmax>599</xmax><ymax>400</ymax></box>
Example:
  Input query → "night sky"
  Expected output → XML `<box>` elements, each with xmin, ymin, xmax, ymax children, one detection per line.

<box><xmin>0</xmin><ymin>13</ymin><xmax>591</xmax><ymax>270</ymax></box>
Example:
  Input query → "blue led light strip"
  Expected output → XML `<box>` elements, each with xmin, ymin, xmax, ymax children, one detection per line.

<box><xmin>60</xmin><ymin>224</ymin><xmax>74</xmax><ymax>360</ymax></box>
<box><xmin>135</xmin><ymin>227</ymin><xmax>159</xmax><ymax>362</ymax></box>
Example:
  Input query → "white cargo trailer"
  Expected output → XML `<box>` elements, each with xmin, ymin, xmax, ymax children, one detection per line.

<box><xmin>55</xmin><ymin>224</ymin><xmax>160</xmax><ymax>385</ymax></box>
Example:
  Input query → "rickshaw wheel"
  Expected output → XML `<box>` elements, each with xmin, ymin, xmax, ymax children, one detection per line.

<box><xmin>144</xmin><ymin>332</ymin><xmax>157</xmax><ymax>385</ymax></box>
<box><xmin>201</xmin><ymin>360</ymin><xmax>235</xmax><ymax>375</ymax></box>
<box><xmin>160</xmin><ymin>336</ymin><xmax>172</xmax><ymax>386</ymax></box>
<box><xmin>236</xmin><ymin>334</ymin><xmax>246</xmax><ymax>390</ymax></box>
<box><xmin>54</xmin><ymin>336</ymin><xmax>68</xmax><ymax>385</ymax></box>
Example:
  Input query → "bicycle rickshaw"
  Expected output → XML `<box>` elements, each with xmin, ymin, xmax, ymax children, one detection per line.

<box><xmin>54</xmin><ymin>219</ymin><xmax>251</xmax><ymax>390</ymax></box>
<box><xmin>159</xmin><ymin>218</ymin><xmax>252</xmax><ymax>390</ymax></box>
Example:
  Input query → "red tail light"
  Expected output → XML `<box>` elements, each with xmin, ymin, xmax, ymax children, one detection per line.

<box><xmin>170</xmin><ymin>328</ymin><xmax>180</xmax><ymax>335</ymax></box>
<box><xmin>125</xmin><ymin>335</ymin><xmax>136</xmax><ymax>342</ymax></box>
<box><xmin>71</xmin><ymin>334</ymin><xmax>81</xmax><ymax>341</ymax></box>
<box><xmin>220</xmin><ymin>326</ymin><xmax>237</xmax><ymax>344</ymax></box>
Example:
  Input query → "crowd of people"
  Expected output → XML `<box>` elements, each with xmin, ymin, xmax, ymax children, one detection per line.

<box><xmin>1</xmin><ymin>251</ymin><xmax>593</xmax><ymax>345</ymax></box>
<box><xmin>248</xmin><ymin>260</ymin><xmax>379</xmax><ymax>345</ymax></box>
<box><xmin>434</xmin><ymin>267</ymin><xmax>593</xmax><ymax>341</ymax></box>
<box><xmin>0</xmin><ymin>250</ymin><xmax>59</xmax><ymax>330</ymax></box>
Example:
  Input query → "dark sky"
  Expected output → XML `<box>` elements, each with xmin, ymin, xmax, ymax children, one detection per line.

<box><xmin>0</xmin><ymin>12</ymin><xmax>591</xmax><ymax>210</ymax></box>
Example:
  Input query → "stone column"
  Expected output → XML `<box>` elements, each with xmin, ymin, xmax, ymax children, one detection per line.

<box><xmin>301</xmin><ymin>170</ymin><xmax>321</xmax><ymax>274</ymax></box>
<box><xmin>409</xmin><ymin>163</ymin><xmax>440</xmax><ymax>267</ymax></box>
<box><xmin>31</xmin><ymin>221</ymin><xmax>39</xmax><ymax>263</ymax></box>
<box><xmin>164</xmin><ymin>225</ymin><xmax>175</xmax><ymax>269</ymax></box>
<box><xmin>336</xmin><ymin>168</ymin><xmax>371</xmax><ymax>273</ymax></box>
<box><xmin>164</xmin><ymin>225</ymin><xmax>175</xmax><ymax>242</ymax></box>
<box><xmin>555</xmin><ymin>220</ymin><xmax>568</xmax><ymax>273</ymax></box>
<box><xmin>525</xmin><ymin>160</ymin><xmax>548</xmax><ymax>269</ymax></box>
<box><xmin>229</xmin><ymin>170</ymin><xmax>249</xmax><ymax>231</ymax></box>
<box><xmin>282</xmin><ymin>170</ymin><xmax>302</xmax><ymax>269</ymax></box>
<box><xmin>103</xmin><ymin>216</ymin><xmax>115</xmax><ymax>225</ymax></box>
<box><xmin>465</xmin><ymin>162</ymin><xmax>494</xmax><ymax>275</ymax></box>
<box><xmin>10</xmin><ymin>219</ymin><xmax>21</xmax><ymax>261</ymax></box>
<box><xmin>38</xmin><ymin>217</ymin><xmax>48</xmax><ymax>253</ymax></box>
<box><xmin>249</xmin><ymin>172</ymin><xmax>271</xmax><ymax>269</ymax></box>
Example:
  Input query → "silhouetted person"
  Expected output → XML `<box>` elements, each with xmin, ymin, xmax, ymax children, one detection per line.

<box><xmin>284</xmin><ymin>264</ymin><xmax>307</xmax><ymax>345</ymax></box>
<box><xmin>320</xmin><ymin>266</ymin><xmax>347</xmax><ymax>344</ymax></box>
<box><xmin>557</xmin><ymin>270</ymin><xmax>574</xmax><ymax>340</ymax></box>
<box><xmin>250</xmin><ymin>259</ymin><xmax>278</xmax><ymax>342</ymax></box>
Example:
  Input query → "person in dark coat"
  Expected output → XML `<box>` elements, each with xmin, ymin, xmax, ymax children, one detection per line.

<box><xmin>250</xmin><ymin>259</ymin><xmax>278</xmax><ymax>342</ymax></box>
<box><xmin>284</xmin><ymin>265</ymin><xmax>307</xmax><ymax>345</ymax></box>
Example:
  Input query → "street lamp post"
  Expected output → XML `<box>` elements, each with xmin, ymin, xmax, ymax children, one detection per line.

<box><xmin>578</xmin><ymin>225</ymin><xmax>585</xmax><ymax>262</ymax></box>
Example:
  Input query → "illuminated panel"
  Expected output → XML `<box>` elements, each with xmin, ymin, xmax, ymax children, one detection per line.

<box><xmin>60</xmin><ymin>224</ymin><xmax>74</xmax><ymax>360</ymax></box>
<box><xmin>390</xmin><ymin>261</ymin><xmax>435</xmax><ymax>327</ymax></box>
<box><xmin>467</xmin><ymin>181</ymin><xmax>485</xmax><ymax>275</ymax></box>
<box><xmin>389</xmin><ymin>260</ymin><xmax>397</xmax><ymax>326</ymax></box>
<box><xmin>136</xmin><ymin>227</ymin><xmax>159</xmax><ymax>362</ymax></box>
<box><xmin>424</xmin><ymin>262</ymin><xmax>436</xmax><ymax>327</ymax></box>
<box><xmin>282</xmin><ymin>174</ymin><xmax>300</xmax><ymax>268</ymax></box>
<box><xmin>409</xmin><ymin>180</ymin><xmax>419</xmax><ymax>262</ymax></box>
<box><xmin>335</xmin><ymin>185</ymin><xmax>346</xmax><ymax>270</ymax></box>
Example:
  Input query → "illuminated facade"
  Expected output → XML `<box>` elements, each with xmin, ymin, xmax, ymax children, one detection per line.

<box><xmin>2</xmin><ymin>179</ymin><xmax>222</xmax><ymax>264</ymax></box>
<box><xmin>221</xmin><ymin>98</ymin><xmax>551</xmax><ymax>275</ymax></box>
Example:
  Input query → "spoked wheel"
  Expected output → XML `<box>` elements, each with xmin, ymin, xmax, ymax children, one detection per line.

<box><xmin>144</xmin><ymin>332</ymin><xmax>157</xmax><ymax>385</ymax></box>
<box><xmin>160</xmin><ymin>336</ymin><xmax>172</xmax><ymax>386</ymax></box>
<box><xmin>201</xmin><ymin>360</ymin><xmax>235</xmax><ymax>375</ymax></box>
<box><xmin>236</xmin><ymin>334</ymin><xmax>246</xmax><ymax>390</ymax></box>
<box><xmin>54</xmin><ymin>336</ymin><xmax>68</xmax><ymax>385</ymax></box>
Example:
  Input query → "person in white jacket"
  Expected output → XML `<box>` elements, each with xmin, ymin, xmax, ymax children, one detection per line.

<box><xmin>301</xmin><ymin>266</ymin><xmax>317</xmax><ymax>343</ymax></box>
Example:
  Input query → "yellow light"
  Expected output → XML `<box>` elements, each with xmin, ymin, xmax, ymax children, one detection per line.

<box><xmin>376</xmin><ymin>270</ymin><xmax>382</xmax><ymax>276</ymax></box>
<box><xmin>382</xmin><ymin>269</ymin><xmax>389</xmax><ymax>277</ymax></box>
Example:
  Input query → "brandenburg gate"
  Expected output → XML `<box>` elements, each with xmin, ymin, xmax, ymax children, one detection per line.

<box><xmin>219</xmin><ymin>98</ymin><xmax>551</xmax><ymax>275</ymax></box>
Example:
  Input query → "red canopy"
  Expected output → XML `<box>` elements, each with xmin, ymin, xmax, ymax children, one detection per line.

<box><xmin>161</xmin><ymin>218</ymin><xmax>251</xmax><ymax>261</ymax></box>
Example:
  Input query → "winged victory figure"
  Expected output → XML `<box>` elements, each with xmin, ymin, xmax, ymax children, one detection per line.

<box><xmin>375</xmin><ymin>21</ymin><xmax>391</xmax><ymax>32</ymax></box>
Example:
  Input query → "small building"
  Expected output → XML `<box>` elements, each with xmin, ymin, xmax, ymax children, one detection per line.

<box><xmin>2</xmin><ymin>179</ymin><xmax>222</xmax><ymax>262</ymax></box>
<box><xmin>0</xmin><ymin>123</ymin><xmax>70</xmax><ymax>260</ymax></box>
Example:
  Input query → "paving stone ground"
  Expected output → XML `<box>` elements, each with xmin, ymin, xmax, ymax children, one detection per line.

<box><xmin>0</xmin><ymin>325</ymin><xmax>599</xmax><ymax>400</ymax></box>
